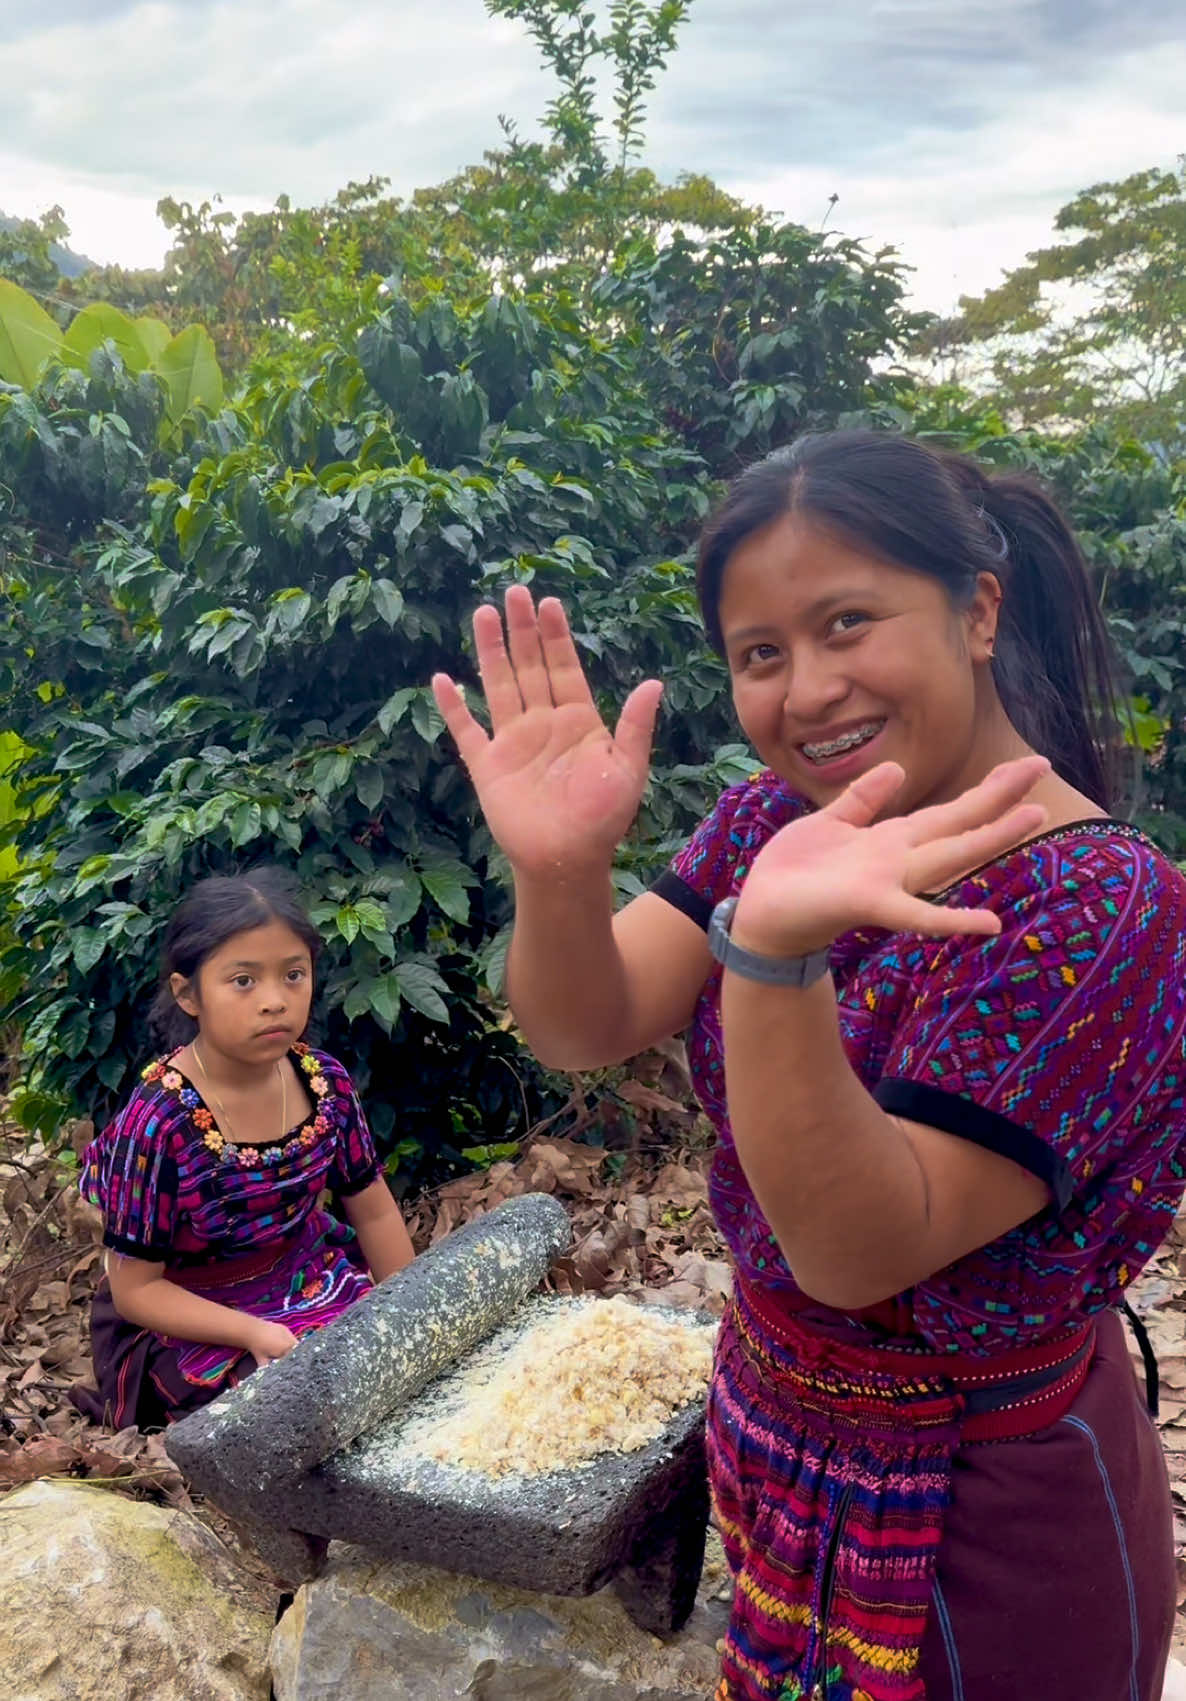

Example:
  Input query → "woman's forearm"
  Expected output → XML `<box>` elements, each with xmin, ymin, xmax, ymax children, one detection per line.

<box><xmin>720</xmin><ymin>972</ymin><xmax>935</xmax><ymax>1308</ymax></box>
<box><xmin>505</xmin><ymin>867</ymin><xmax>637</xmax><ymax>1069</ymax></box>
<box><xmin>721</xmin><ymin>970</ymin><xmax>1045</xmax><ymax>1308</ymax></box>
<box><xmin>107</xmin><ymin>1264</ymin><xmax>260</xmax><ymax>1350</ymax></box>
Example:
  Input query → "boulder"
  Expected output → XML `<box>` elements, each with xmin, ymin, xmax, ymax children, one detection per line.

<box><xmin>0</xmin><ymin>1479</ymin><xmax>273</xmax><ymax>1701</ymax></box>
<box><xmin>269</xmin><ymin>1529</ymin><xmax>734</xmax><ymax>1701</ymax></box>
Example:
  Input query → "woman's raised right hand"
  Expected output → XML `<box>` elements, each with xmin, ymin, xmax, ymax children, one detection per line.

<box><xmin>431</xmin><ymin>587</ymin><xmax>663</xmax><ymax>881</ymax></box>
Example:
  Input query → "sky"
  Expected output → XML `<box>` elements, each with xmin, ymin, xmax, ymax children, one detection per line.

<box><xmin>0</xmin><ymin>0</ymin><xmax>1182</xmax><ymax>312</ymax></box>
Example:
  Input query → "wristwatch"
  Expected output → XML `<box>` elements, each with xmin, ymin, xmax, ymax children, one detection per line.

<box><xmin>707</xmin><ymin>897</ymin><xmax>832</xmax><ymax>988</ymax></box>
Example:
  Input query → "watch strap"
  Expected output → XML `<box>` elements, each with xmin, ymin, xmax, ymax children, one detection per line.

<box><xmin>707</xmin><ymin>897</ymin><xmax>832</xmax><ymax>987</ymax></box>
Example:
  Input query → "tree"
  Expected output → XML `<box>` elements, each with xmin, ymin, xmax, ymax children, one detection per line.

<box><xmin>914</xmin><ymin>162</ymin><xmax>1186</xmax><ymax>442</ymax></box>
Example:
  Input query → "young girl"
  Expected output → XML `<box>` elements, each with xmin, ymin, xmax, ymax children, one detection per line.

<box><xmin>432</xmin><ymin>431</ymin><xmax>1184</xmax><ymax>1701</ymax></box>
<box><xmin>73</xmin><ymin>868</ymin><xmax>414</xmax><ymax>1429</ymax></box>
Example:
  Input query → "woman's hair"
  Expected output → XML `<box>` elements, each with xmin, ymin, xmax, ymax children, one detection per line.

<box><xmin>149</xmin><ymin>868</ymin><xmax>322</xmax><ymax>1050</ymax></box>
<box><xmin>696</xmin><ymin>430</ymin><xmax>1123</xmax><ymax>810</ymax></box>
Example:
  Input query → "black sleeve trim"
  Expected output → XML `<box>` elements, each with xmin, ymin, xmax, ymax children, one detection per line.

<box><xmin>335</xmin><ymin>1163</ymin><xmax>383</xmax><ymax>1197</ymax></box>
<box><xmin>873</xmin><ymin>1078</ymin><xmax>1073</xmax><ymax>1212</ymax></box>
<box><xmin>650</xmin><ymin>869</ymin><xmax>714</xmax><ymax>931</ymax></box>
<box><xmin>101</xmin><ymin>1231</ymin><xmax>172</xmax><ymax>1261</ymax></box>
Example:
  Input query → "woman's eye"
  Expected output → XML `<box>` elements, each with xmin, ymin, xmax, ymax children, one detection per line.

<box><xmin>830</xmin><ymin>611</ymin><xmax>869</xmax><ymax>636</ymax></box>
<box><xmin>287</xmin><ymin>968</ymin><xmax>308</xmax><ymax>983</ymax></box>
<box><xmin>232</xmin><ymin>975</ymin><xmax>253</xmax><ymax>989</ymax></box>
<box><xmin>742</xmin><ymin>643</ymin><xmax>780</xmax><ymax>666</ymax></box>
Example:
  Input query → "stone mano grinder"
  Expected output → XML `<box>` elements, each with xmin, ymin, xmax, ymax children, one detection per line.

<box><xmin>165</xmin><ymin>1194</ymin><xmax>711</xmax><ymax>1635</ymax></box>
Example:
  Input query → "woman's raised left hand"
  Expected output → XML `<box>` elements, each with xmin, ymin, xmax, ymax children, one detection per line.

<box><xmin>730</xmin><ymin>755</ymin><xmax>1050</xmax><ymax>958</ymax></box>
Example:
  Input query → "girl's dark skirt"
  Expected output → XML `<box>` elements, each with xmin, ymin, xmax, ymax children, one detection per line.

<box><xmin>69</xmin><ymin>1278</ymin><xmax>245</xmax><ymax>1429</ymax></box>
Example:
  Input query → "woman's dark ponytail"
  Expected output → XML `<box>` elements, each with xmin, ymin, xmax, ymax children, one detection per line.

<box><xmin>975</xmin><ymin>471</ymin><xmax>1121</xmax><ymax>810</ymax></box>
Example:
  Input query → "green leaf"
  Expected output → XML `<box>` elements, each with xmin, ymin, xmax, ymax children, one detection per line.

<box><xmin>62</xmin><ymin>303</ymin><xmax>151</xmax><ymax>375</ymax></box>
<box><xmin>326</xmin><ymin>575</ymin><xmax>356</xmax><ymax>629</ymax></box>
<box><xmin>0</xmin><ymin>278</ymin><xmax>63</xmax><ymax>387</ymax></box>
<box><xmin>394</xmin><ymin>958</ymin><xmax>451</xmax><ymax>1024</ymax></box>
<box><xmin>377</xmin><ymin>688</ymin><xmax>415</xmax><ymax>735</ymax></box>
<box><xmin>370</xmin><ymin>579</ymin><xmax>404</xmax><ymax>628</ymax></box>
<box><xmin>354</xmin><ymin>763</ymin><xmax>385</xmax><ymax>812</ymax></box>
<box><xmin>383</xmin><ymin>868</ymin><xmax>422</xmax><ymax>929</ymax></box>
<box><xmin>343</xmin><ymin>979</ymin><xmax>375</xmax><ymax>1022</ymax></box>
<box><xmin>370</xmin><ymin>971</ymin><xmax>402</xmax><ymax>1032</ymax></box>
<box><xmin>157</xmin><ymin>324</ymin><xmax>224</xmax><ymax>421</ymax></box>
<box><xmin>336</xmin><ymin>904</ymin><xmax>360</xmax><ymax>944</ymax></box>
<box><xmin>134</xmin><ymin>316</ymin><xmax>172</xmax><ymax>364</ymax></box>
<box><xmin>59</xmin><ymin>1007</ymin><xmax>90</xmax><ymax>1058</ymax></box>
<box><xmin>419</xmin><ymin>858</ymin><xmax>471</xmax><ymax>924</ymax></box>
<box><xmin>358</xmin><ymin>323</ymin><xmax>424</xmax><ymax>416</ymax></box>
<box><xmin>272</xmin><ymin>589</ymin><xmax>313</xmax><ymax>636</ymax></box>
<box><xmin>71</xmin><ymin>928</ymin><xmax>106</xmax><ymax>975</ymax></box>
<box><xmin>410</xmin><ymin>693</ymin><xmax>445</xmax><ymax>744</ymax></box>
<box><xmin>481</xmin><ymin>922</ymin><xmax>513</xmax><ymax>997</ymax></box>
<box><xmin>229</xmin><ymin>799</ymin><xmax>262</xmax><ymax>847</ymax></box>
<box><xmin>96</xmin><ymin>1053</ymin><xmax>128</xmax><ymax>1091</ymax></box>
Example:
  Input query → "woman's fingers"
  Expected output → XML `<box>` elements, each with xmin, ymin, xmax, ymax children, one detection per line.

<box><xmin>431</xmin><ymin>672</ymin><xmax>490</xmax><ymax>770</ymax></box>
<box><xmin>875</xmin><ymin>891</ymin><xmax>1004</xmax><ymax>940</ymax></box>
<box><xmin>905</xmin><ymin>802</ymin><xmax>1047</xmax><ymax>893</ymax></box>
<box><xmin>906</xmin><ymin>755</ymin><xmax>1050</xmax><ymax>847</ymax></box>
<box><xmin>504</xmin><ymin>585</ymin><xmax>554</xmax><ymax>711</ymax></box>
<box><xmin>471</xmin><ymin>602</ymin><xmax>527</xmax><ymax>729</ymax></box>
<box><xmin>537</xmin><ymin>597</ymin><xmax>598</xmax><ymax>712</ymax></box>
<box><xmin>613</xmin><ymin>678</ymin><xmax>664</xmax><ymax>773</ymax></box>
<box><xmin>824</xmin><ymin>762</ymin><xmax>906</xmax><ymax>827</ymax></box>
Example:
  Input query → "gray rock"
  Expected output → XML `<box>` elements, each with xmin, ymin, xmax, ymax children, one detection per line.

<box><xmin>166</xmin><ymin>1193</ymin><xmax>571</xmax><ymax>1503</ymax></box>
<box><xmin>0</xmin><ymin>1479</ymin><xmax>272</xmax><ymax>1701</ymax></box>
<box><xmin>269</xmin><ymin>1532</ymin><xmax>734</xmax><ymax>1701</ymax></box>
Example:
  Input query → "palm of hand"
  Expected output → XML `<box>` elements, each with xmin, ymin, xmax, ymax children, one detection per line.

<box><xmin>733</xmin><ymin>757</ymin><xmax>1051</xmax><ymax>955</ymax></box>
<box><xmin>473</xmin><ymin>702</ymin><xmax>646</xmax><ymax>866</ymax></box>
<box><xmin>432</xmin><ymin>589</ymin><xmax>663</xmax><ymax>878</ymax></box>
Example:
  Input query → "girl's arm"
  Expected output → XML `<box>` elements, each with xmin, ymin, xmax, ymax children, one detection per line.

<box><xmin>105</xmin><ymin>1253</ymin><xmax>296</xmax><ymax>1363</ymax></box>
<box><xmin>341</xmin><ymin>1177</ymin><xmax>415</xmax><ymax>1282</ymax></box>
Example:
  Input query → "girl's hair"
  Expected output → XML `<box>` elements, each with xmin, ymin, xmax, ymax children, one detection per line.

<box><xmin>149</xmin><ymin>868</ymin><xmax>322</xmax><ymax>1051</ymax></box>
<box><xmin>697</xmin><ymin>430</ymin><xmax>1123</xmax><ymax>810</ymax></box>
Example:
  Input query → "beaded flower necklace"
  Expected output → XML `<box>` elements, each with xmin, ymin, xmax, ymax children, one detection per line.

<box><xmin>143</xmin><ymin>1042</ymin><xmax>333</xmax><ymax>1168</ymax></box>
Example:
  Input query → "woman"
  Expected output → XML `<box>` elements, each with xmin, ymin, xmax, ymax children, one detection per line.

<box><xmin>432</xmin><ymin>431</ymin><xmax>1184</xmax><ymax>1700</ymax></box>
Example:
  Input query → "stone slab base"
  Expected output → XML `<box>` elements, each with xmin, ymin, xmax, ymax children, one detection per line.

<box><xmin>270</xmin><ymin>1529</ymin><xmax>734</xmax><ymax>1700</ymax></box>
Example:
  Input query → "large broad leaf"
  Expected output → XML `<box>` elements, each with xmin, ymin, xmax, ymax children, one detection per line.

<box><xmin>0</xmin><ymin>279</ymin><xmax>63</xmax><ymax>387</ymax></box>
<box><xmin>134</xmin><ymin>316</ymin><xmax>172</xmax><ymax>365</ymax></box>
<box><xmin>62</xmin><ymin>303</ymin><xmax>151</xmax><ymax>374</ymax></box>
<box><xmin>157</xmin><ymin>324</ymin><xmax>224</xmax><ymax>421</ymax></box>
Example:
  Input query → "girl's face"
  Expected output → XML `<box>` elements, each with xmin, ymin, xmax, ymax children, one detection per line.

<box><xmin>171</xmin><ymin>919</ymin><xmax>314</xmax><ymax>1065</ymax></box>
<box><xmin>718</xmin><ymin>512</ymin><xmax>1002</xmax><ymax>814</ymax></box>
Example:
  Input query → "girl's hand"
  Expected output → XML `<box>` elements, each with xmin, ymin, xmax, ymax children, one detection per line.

<box><xmin>245</xmin><ymin>1320</ymin><xmax>299</xmax><ymax>1369</ymax></box>
<box><xmin>431</xmin><ymin>586</ymin><xmax>663</xmax><ymax>880</ymax></box>
<box><xmin>731</xmin><ymin>756</ymin><xmax>1051</xmax><ymax>956</ymax></box>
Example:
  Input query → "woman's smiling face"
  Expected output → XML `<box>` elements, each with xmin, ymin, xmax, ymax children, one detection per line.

<box><xmin>718</xmin><ymin>511</ymin><xmax>1001</xmax><ymax>813</ymax></box>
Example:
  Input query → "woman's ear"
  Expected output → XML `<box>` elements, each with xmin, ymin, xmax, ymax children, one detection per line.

<box><xmin>170</xmin><ymin>972</ymin><xmax>199</xmax><ymax>1019</ymax></box>
<box><xmin>967</xmin><ymin>571</ymin><xmax>1003</xmax><ymax>665</ymax></box>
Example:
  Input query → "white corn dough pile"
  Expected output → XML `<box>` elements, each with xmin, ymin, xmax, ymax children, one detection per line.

<box><xmin>396</xmin><ymin>1295</ymin><xmax>716</xmax><ymax>1479</ymax></box>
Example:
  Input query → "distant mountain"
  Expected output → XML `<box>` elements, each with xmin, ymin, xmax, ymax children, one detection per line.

<box><xmin>0</xmin><ymin>213</ymin><xmax>94</xmax><ymax>278</ymax></box>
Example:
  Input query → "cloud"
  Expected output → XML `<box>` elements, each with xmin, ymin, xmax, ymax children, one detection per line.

<box><xmin>0</xmin><ymin>0</ymin><xmax>1182</xmax><ymax>306</ymax></box>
